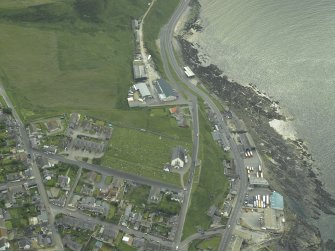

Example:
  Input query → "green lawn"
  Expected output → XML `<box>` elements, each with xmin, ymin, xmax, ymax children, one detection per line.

<box><xmin>189</xmin><ymin>236</ymin><xmax>221</xmax><ymax>251</ymax></box>
<box><xmin>124</xmin><ymin>185</ymin><xmax>151</xmax><ymax>205</ymax></box>
<box><xmin>104</xmin><ymin>176</ymin><xmax>113</xmax><ymax>185</ymax></box>
<box><xmin>117</xmin><ymin>242</ymin><xmax>137</xmax><ymax>251</ymax></box>
<box><xmin>144</xmin><ymin>0</ymin><xmax>180</xmax><ymax>74</ymax></box>
<box><xmin>102</xmin><ymin>126</ymin><xmax>190</xmax><ymax>186</ymax></box>
<box><xmin>0</xmin><ymin>0</ymin><xmax>150</xmax><ymax>121</ymax></box>
<box><xmin>88</xmin><ymin>107</ymin><xmax>191</xmax><ymax>142</ymax></box>
<box><xmin>182</xmin><ymin>102</ymin><xmax>229</xmax><ymax>239</ymax></box>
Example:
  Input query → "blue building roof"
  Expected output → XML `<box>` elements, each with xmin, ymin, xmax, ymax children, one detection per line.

<box><xmin>270</xmin><ymin>191</ymin><xmax>284</xmax><ymax>210</ymax></box>
<box><xmin>157</xmin><ymin>79</ymin><xmax>175</xmax><ymax>97</ymax></box>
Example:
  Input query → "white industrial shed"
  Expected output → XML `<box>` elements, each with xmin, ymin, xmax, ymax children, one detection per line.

<box><xmin>184</xmin><ymin>66</ymin><xmax>195</xmax><ymax>77</ymax></box>
<box><xmin>134</xmin><ymin>82</ymin><xmax>151</xmax><ymax>98</ymax></box>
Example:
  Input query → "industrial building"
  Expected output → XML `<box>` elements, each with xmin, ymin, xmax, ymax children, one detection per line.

<box><xmin>184</xmin><ymin>66</ymin><xmax>195</xmax><ymax>77</ymax></box>
<box><xmin>249</xmin><ymin>176</ymin><xmax>269</xmax><ymax>187</ymax></box>
<box><xmin>270</xmin><ymin>191</ymin><xmax>284</xmax><ymax>210</ymax></box>
<box><xmin>133</xmin><ymin>60</ymin><xmax>147</xmax><ymax>82</ymax></box>
<box><xmin>154</xmin><ymin>79</ymin><xmax>177</xmax><ymax>102</ymax></box>
<box><xmin>134</xmin><ymin>82</ymin><xmax>151</xmax><ymax>99</ymax></box>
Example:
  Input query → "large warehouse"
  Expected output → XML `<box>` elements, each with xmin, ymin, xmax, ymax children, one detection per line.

<box><xmin>133</xmin><ymin>60</ymin><xmax>147</xmax><ymax>82</ymax></box>
<box><xmin>154</xmin><ymin>79</ymin><xmax>177</xmax><ymax>102</ymax></box>
<box><xmin>270</xmin><ymin>191</ymin><xmax>284</xmax><ymax>210</ymax></box>
<box><xmin>134</xmin><ymin>82</ymin><xmax>151</xmax><ymax>99</ymax></box>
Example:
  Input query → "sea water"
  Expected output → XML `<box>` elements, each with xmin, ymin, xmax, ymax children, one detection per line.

<box><xmin>194</xmin><ymin>0</ymin><xmax>335</xmax><ymax>241</ymax></box>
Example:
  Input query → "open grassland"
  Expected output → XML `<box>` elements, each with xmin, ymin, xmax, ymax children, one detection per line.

<box><xmin>182</xmin><ymin>102</ymin><xmax>229</xmax><ymax>239</ymax></box>
<box><xmin>189</xmin><ymin>236</ymin><xmax>221</xmax><ymax>251</ymax></box>
<box><xmin>0</xmin><ymin>0</ymin><xmax>55</xmax><ymax>9</ymax></box>
<box><xmin>0</xmin><ymin>0</ymin><xmax>149</xmax><ymax>121</ymax></box>
<box><xmin>82</xmin><ymin>107</ymin><xmax>192</xmax><ymax>142</ymax></box>
<box><xmin>101</xmin><ymin>126</ymin><xmax>191</xmax><ymax>186</ymax></box>
<box><xmin>143</xmin><ymin>0</ymin><xmax>180</xmax><ymax>74</ymax></box>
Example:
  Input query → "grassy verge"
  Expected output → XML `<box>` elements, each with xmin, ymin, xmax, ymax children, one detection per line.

<box><xmin>143</xmin><ymin>0</ymin><xmax>180</xmax><ymax>74</ymax></box>
<box><xmin>182</xmin><ymin>101</ymin><xmax>229</xmax><ymax>239</ymax></box>
<box><xmin>0</xmin><ymin>96</ymin><xmax>7</xmax><ymax>108</ymax></box>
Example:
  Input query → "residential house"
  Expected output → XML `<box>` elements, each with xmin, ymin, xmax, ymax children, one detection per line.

<box><xmin>171</xmin><ymin>147</ymin><xmax>186</xmax><ymax>169</ymax></box>
<box><xmin>78</xmin><ymin>197</ymin><xmax>109</xmax><ymax>215</ymax></box>
<box><xmin>38</xmin><ymin>234</ymin><xmax>52</xmax><ymax>247</ymax></box>
<box><xmin>0</xmin><ymin>239</ymin><xmax>9</xmax><ymax>250</ymax></box>
<box><xmin>63</xmin><ymin>236</ymin><xmax>82</xmax><ymax>251</ymax></box>
<box><xmin>101</xmin><ymin>226</ymin><xmax>119</xmax><ymax>241</ymax></box>
<box><xmin>17</xmin><ymin>239</ymin><xmax>31</xmax><ymax>250</ymax></box>
<box><xmin>56</xmin><ymin>215</ymin><xmax>96</xmax><ymax>231</ymax></box>
<box><xmin>58</xmin><ymin>176</ymin><xmax>70</xmax><ymax>190</ymax></box>
<box><xmin>69</xmin><ymin>113</ymin><xmax>80</xmax><ymax>129</ymax></box>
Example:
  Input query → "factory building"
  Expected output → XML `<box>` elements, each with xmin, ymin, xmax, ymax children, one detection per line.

<box><xmin>184</xmin><ymin>66</ymin><xmax>195</xmax><ymax>77</ymax></box>
<box><xmin>270</xmin><ymin>191</ymin><xmax>284</xmax><ymax>210</ymax></box>
<box><xmin>249</xmin><ymin>176</ymin><xmax>269</xmax><ymax>187</ymax></box>
<box><xmin>134</xmin><ymin>82</ymin><xmax>151</xmax><ymax>99</ymax></box>
<box><xmin>133</xmin><ymin>60</ymin><xmax>147</xmax><ymax>82</ymax></box>
<box><xmin>154</xmin><ymin>79</ymin><xmax>177</xmax><ymax>102</ymax></box>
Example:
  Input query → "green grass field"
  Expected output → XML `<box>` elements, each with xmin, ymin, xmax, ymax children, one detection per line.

<box><xmin>102</xmin><ymin>126</ymin><xmax>191</xmax><ymax>186</ymax></box>
<box><xmin>189</xmin><ymin>236</ymin><xmax>221</xmax><ymax>251</ymax></box>
<box><xmin>0</xmin><ymin>0</ymin><xmax>149</xmax><ymax>121</ymax></box>
<box><xmin>182</xmin><ymin>102</ymin><xmax>229</xmax><ymax>239</ymax></box>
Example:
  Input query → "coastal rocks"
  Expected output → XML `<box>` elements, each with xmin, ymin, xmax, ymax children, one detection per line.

<box><xmin>280</xmin><ymin>216</ymin><xmax>322</xmax><ymax>251</ymax></box>
<box><xmin>177</xmin><ymin>1</ymin><xmax>335</xmax><ymax>249</ymax></box>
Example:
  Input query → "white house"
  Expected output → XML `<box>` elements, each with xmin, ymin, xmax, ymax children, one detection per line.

<box><xmin>171</xmin><ymin>147</ymin><xmax>186</xmax><ymax>169</ymax></box>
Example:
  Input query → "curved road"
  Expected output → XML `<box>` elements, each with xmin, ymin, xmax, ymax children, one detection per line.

<box><xmin>160</xmin><ymin>0</ymin><xmax>248</xmax><ymax>250</ymax></box>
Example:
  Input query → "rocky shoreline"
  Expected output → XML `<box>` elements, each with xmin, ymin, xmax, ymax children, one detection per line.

<box><xmin>177</xmin><ymin>0</ymin><xmax>335</xmax><ymax>250</ymax></box>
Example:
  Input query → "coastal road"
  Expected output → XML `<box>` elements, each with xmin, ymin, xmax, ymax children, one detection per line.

<box><xmin>160</xmin><ymin>0</ymin><xmax>249</xmax><ymax>250</ymax></box>
<box><xmin>0</xmin><ymin>85</ymin><xmax>64</xmax><ymax>250</ymax></box>
<box><xmin>33</xmin><ymin>150</ymin><xmax>182</xmax><ymax>193</ymax></box>
<box><xmin>157</xmin><ymin>1</ymin><xmax>201</xmax><ymax>249</ymax></box>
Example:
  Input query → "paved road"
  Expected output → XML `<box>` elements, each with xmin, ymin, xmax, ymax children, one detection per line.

<box><xmin>156</xmin><ymin>1</ymin><xmax>201</xmax><ymax>249</ymax></box>
<box><xmin>33</xmin><ymin>150</ymin><xmax>182</xmax><ymax>193</ymax></box>
<box><xmin>159</xmin><ymin>0</ymin><xmax>250</xmax><ymax>250</ymax></box>
<box><xmin>0</xmin><ymin>86</ymin><xmax>64</xmax><ymax>250</ymax></box>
